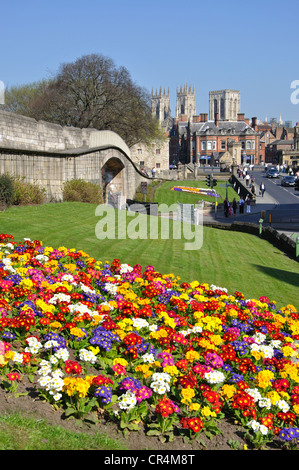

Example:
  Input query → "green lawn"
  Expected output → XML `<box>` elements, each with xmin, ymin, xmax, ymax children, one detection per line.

<box><xmin>0</xmin><ymin>412</ymin><xmax>127</xmax><ymax>450</ymax></box>
<box><xmin>154</xmin><ymin>179</ymin><xmax>238</xmax><ymax>208</ymax></box>
<box><xmin>0</xmin><ymin>202</ymin><xmax>298</xmax><ymax>309</ymax></box>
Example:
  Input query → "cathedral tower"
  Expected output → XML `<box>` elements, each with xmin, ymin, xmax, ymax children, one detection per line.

<box><xmin>176</xmin><ymin>84</ymin><xmax>196</xmax><ymax>120</ymax></box>
<box><xmin>152</xmin><ymin>87</ymin><xmax>171</xmax><ymax>123</ymax></box>
<box><xmin>209</xmin><ymin>89</ymin><xmax>240</xmax><ymax>121</ymax></box>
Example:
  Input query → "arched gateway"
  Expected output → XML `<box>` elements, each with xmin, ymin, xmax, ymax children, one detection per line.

<box><xmin>0</xmin><ymin>110</ymin><xmax>149</xmax><ymax>204</ymax></box>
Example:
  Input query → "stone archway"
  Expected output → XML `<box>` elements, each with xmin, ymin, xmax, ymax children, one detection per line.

<box><xmin>101</xmin><ymin>156</ymin><xmax>126</xmax><ymax>208</ymax></box>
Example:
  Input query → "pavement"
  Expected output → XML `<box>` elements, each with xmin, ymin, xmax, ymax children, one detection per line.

<box><xmin>203</xmin><ymin>190</ymin><xmax>299</xmax><ymax>237</ymax></box>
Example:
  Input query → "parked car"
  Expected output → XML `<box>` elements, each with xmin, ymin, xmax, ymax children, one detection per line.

<box><xmin>295</xmin><ymin>178</ymin><xmax>299</xmax><ymax>190</ymax></box>
<box><xmin>267</xmin><ymin>169</ymin><xmax>280</xmax><ymax>178</ymax></box>
<box><xmin>281</xmin><ymin>175</ymin><xmax>296</xmax><ymax>187</ymax></box>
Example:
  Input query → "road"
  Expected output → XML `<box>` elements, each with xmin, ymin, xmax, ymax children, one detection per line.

<box><xmin>250</xmin><ymin>167</ymin><xmax>299</xmax><ymax>223</ymax></box>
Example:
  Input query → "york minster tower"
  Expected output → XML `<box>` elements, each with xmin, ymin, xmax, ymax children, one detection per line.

<box><xmin>176</xmin><ymin>84</ymin><xmax>196</xmax><ymax>120</ymax></box>
<box><xmin>209</xmin><ymin>89</ymin><xmax>240</xmax><ymax>121</ymax></box>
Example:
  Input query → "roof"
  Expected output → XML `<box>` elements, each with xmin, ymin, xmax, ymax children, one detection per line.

<box><xmin>178</xmin><ymin>119</ymin><xmax>256</xmax><ymax>136</ymax></box>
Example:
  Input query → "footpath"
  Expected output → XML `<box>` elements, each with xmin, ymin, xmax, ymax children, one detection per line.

<box><xmin>204</xmin><ymin>190</ymin><xmax>299</xmax><ymax>240</ymax></box>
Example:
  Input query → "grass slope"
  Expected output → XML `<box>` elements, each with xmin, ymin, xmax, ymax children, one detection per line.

<box><xmin>0</xmin><ymin>202</ymin><xmax>298</xmax><ymax>309</ymax></box>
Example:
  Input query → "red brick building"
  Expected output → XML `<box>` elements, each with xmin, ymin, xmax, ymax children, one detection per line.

<box><xmin>170</xmin><ymin>112</ymin><xmax>261</xmax><ymax>166</ymax></box>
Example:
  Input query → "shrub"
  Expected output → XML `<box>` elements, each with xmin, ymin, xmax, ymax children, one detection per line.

<box><xmin>63</xmin><ymin>179</ymin><xmax>103</xmax><ymax>204</ymax></box>
<box><xmin>12</xmin><ymin>176</ymin><xmax>46</xmax><ymax>206</ymax></box>
<box><xmin>0</xmin><ymin>174</ymin><xmax>15</xmax><ymax>210</ymax></box>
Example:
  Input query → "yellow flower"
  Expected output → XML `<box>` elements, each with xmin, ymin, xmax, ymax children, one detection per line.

<box><xmin>255</xmin><ymin>370</ymin><xmax>275</xmax><ymax>389</ymax></box>
<box><xmin>181</xmin><ymin>386</ymin><xmax>195</xmax><ymax>403</ymax></box>
<box><xmin>163</xmin><ymin>365</ymin><xmax>179</xmax><ymax>376</ymax></box>
<box><xmin>281</xmin><ymin>345</ymin><xmax>297</xmax><ymax>358</ymax></box>
<box><xmin>135</xmin><ymin>364</ymin><xmax>152</xmax><ymax>379</ymax></box>
<box><xmin>221</xmin><ymin>384</ymin><xmax>236</xmax><ymax>400</ymax></box>
<box><xmin>189</xmin><ymin>402</ymin><xmax>200</xmax><ymax>412</ymax></box>
<box><xmin>292</xmin><ymin>403</ymin><xmax>299</xmax><ymax>415</ymax></box>
<box><xmin>113</xmin><ymin>357</ymin><xmax>128</xmax><ymax>367</ymax></box>
<box><xmin>266</xmin><ymin>390</ymin><xmax>281</xmax><ymax>405</ymax></box>
<box><xmin>89</xmin><ymin>346</ymin><xmax>100</xmax><ymax>355</ymax></box>
<box><xmin>201</xmin><ymin>406</ymin><xmax>216</xmax><ymax>418</ymax></box>
<box><xmin>20</xmin><ymin>278</ymin><xmax>34</xmax><ymax>289</ymax></box>
<box><xmin>70</xmin><ymin>327</ymin><xmax>86</xmax><ymax>338</ymax></box>
<box><xmin>50</xmin><ymin>321</ymin><xmax>62</xmax><ymax>329</ymax></box>
<box><xmin>185</xmin><ymin>350</ymin><xmax>199</xmax><ymax>362</ymax></box>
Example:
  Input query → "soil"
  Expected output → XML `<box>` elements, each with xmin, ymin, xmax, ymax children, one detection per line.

<box><xmin>0</xmin><ymin>375</ymin><xmax>287</xmax><ymax>452</ymax></box>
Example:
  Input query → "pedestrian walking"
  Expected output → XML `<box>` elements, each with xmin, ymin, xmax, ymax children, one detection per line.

<box><xmin>224</xmin><ymin>198</ymin><xmax>230</xmax><ymax>217</ymax></box>
<box><xmin>239</xmin><ymin>196</ymin><xmax>245</xmax><ymax>214</ymax></box>
<box><xmin>232</xmin><ymin>198</ymin><xmax>237</xmax><ymax>215</ymax></box>
<box><xmin>245</xmin><ymin>194</ymin><xmax>251</xmax><ymax>213</ymax></box>
<box><xmin>260</xmin><ymin>182</ymin><xmax>265</xmax><ymax>197</ymax></box>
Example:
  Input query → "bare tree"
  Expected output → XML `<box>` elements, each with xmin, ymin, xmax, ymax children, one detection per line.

<box><xmin>6</xmin><ymin>53</ymin><xmax>161</xmax><ymax>146</ymax></box>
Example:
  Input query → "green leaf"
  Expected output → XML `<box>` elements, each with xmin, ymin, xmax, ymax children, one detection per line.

<box><xmin>147</xmin><ymin>429</ymin><xmax>161</xmax><ymax>436</ymax></box>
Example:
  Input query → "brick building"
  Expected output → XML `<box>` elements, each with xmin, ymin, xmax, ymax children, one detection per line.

<box><xmin>170</xmin><ymin>112</ymin><xmax>260</xmax><ymax>166</ymax></box>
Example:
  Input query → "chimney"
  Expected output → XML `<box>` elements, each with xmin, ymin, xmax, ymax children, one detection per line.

<box><xmin>193</xmin><ymin>115</ymin><xmax>200</xmax><ymax>123</ymax></box>
<box><xmin>200</xmin><ymin>113</ymin><xmax>207</xmax><ymax>122</ymax></box>
<box><xmin>251</xmin><ymin>117</ymin><xmax>257</xmax><ymax>130</ymax></box>
<box><xmin>215</xmin><ymin>112</ymin><xmax>219</xmax><ymax>126</ymax></box>
<box><xmin>238</xmin><ymin>113</ymin><xmax>245</xmax><ymax>121</ymax></box>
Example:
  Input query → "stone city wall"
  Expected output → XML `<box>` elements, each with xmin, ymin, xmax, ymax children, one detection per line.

<box><xmin>0</xmin><ymin>110</ymin><xmax>144</xmax><ymax>203</ymax></box>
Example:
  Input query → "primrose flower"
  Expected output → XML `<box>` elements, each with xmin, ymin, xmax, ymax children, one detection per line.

<box><xmin>118</xmin><ymin>391</ymin><xmax>137</xmax><ymax>410</ymax></box>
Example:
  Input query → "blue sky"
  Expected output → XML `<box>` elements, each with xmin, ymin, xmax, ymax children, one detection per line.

<box><xmin>1</xmin><ymin>0</ymin><xmax>298</xmax><ymax>125</ymax></box>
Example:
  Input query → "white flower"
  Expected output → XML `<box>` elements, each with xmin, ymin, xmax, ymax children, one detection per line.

<box><xmin>79</xmin><ymin>348</ymin><xmax>97</xmax><ymax>364</ymax></box>
<box><xmin>259</xmin><ymin>345</ymin><xmax>274</xmax><ymax>359</ymax></box>
<box><xmin>253</xmin><ymin>332</ymin><xmax>266</xmax><ymax>344</ymax></box>
<box><xmin>259</xmin><ymin>424</ymin><xmax>269</xmax><ymax>435</ymax></box>
<box><xmin>204</xmin><ymin>370</ymin><xmax>225</xmax><ymax>384</ymax></box>
<box><xmin>258</xmin><ymin>398</ymin><xmax>272</xmax><ymax>410</ymax></box>
<box><xmin>37</xmin><ymin>375</ymin><xmax>52</xmax><ymax>388</ymax></box>
<box><xmin>277</xmin><ymin>400</ymin><xmax>290</xmax><ymax>412</ymax></box>
<box><xmin>151</xmin><ymin>372</ymin><xmax>172</xmax><ymax>383</ymax></box>
<box><xmin>54</xmin><ymin>348</ymin><xmax>69</xmax><ymax>361</ymax></box>
<box><xmin>149</xmin><ymin>324</ymin><xmax>158</xmax><ymax>332</ymax></box>
<box><xmin>118</xmin><ymin>391</ymin><xmax>137</xmax><ymax>410</ymax></box>
<box><xmin>12</xmin><ymin>352</ymin><xmax>24</xmax><ymax>364</ymax></box>
<box><xmin>247</xmin><ymin>420</ymin><xmax>260</xmax><ymax>432</ymax></box>
<box><xmin>132</xmin><ymin>318</ymin><xmax>149</xmax><ymax>330</ymax></box>
<box><xmin>79</xmin><ymin>283</ymin><xmax>96</xmax><ymax>294</ymax></box>
<box><xmin>35</xmin><ymin>254</ymin><xmax>49</xmax><ymax>263</ymax></box>
<box><xmin>150</xmin><ymin>381</ymin><xmax>170</xmax><ymax>394</ymax></box>
<box><xmin>141</xmin><ymin>353</ymin><xmax>155</xmax><ymax>364</ymax></box>
<box><xmin>49</xmin><ymin>356</ymin><xmax>58</xmax><ymax>365</ymax></box>
<box><xmin>49</xmin><ymin>293</ymin><xmax>71</xmax><ymax>304</ymax></box>
<box><xmin>44</xmin><ymin>340</ymin><xmax>59</xmax><ymax>349</ymax></box>
<box><xmin>120</xmin><ymin>264</ymin><xmax>133</xmax><ymax>274</ymax></box>
<box><xmin>104</xmin><ymin>282</ymin><xmax>118</xmax><ymax>295</ymax></box>
<box><xmin>245</xmin><ymin>387</ymin><xmax>262</xmax><ymax>402</ymax></box>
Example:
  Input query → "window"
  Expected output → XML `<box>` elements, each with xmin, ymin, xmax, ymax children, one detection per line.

<box><xmin>207</xmin><ymin>141</ymin><xmax>212</xmax><ymax>150</ymax></box>
<box><xmin>137</xmin><ymin>149</ymin><xmax>142</xmax><ymax>154</ymax></box>
<box><xmin>241</xmin><ymin>141</ymin><xmax>245</xmax><ymax>150</ymax></box>
<box><xmin>251</xmin><ymin>140</ymin><xmax>255</xmax><ymax>150</ymax></box>
<box><xmin>221</xmin><ymin>140</ymin><xmax>226</xmax><ymax>150</ymax></box>
<box><xmin>213</xmin><ymin>141</ymin><xmax>216</xmax><ymax>150</ymax></box>
<box><xmin>156</xmin><ymin>149</ymin><xmax>160</xmax><ymax>155</ymax></box>
<box><xmin>201</xmin><ymin>141</ymin><xmax>206</xmax><ymax>151</ymax></box>
<box><xmin>156</xmin><ymin>163</ymin><xmax>160</xmax><ymax>168</ymax></box>
<box><xmin>246</xmin><ymin>141</ymin><xmax>251</xmax><ymax>150</ymax></box>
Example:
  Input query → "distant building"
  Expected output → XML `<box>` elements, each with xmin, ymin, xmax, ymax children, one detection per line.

<box><xmin>209</xmin><ymin>89</ymin><xmax>241</xmax><ymax>121</ymax></box>
<box><xmin>152</xmin><ymin>86</ymin><xmax>261</xmax><ymax>167</ymax></box>
<box><xmin>171</xmin><ymin>112</ymin><xmax>260</xmax><ymax>166</ymax></box>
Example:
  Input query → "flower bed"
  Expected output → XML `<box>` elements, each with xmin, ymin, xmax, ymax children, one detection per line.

<box><xmin>0</xmin><ymin>233</ymin><xmax>299</xmax><ymax>449</ymax></box>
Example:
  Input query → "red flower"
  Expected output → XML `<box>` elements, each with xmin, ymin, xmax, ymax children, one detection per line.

<box><xmin>8</xmin><ymin>372</ymin><xmax>20</xmax><ymax>381</ymax></box>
